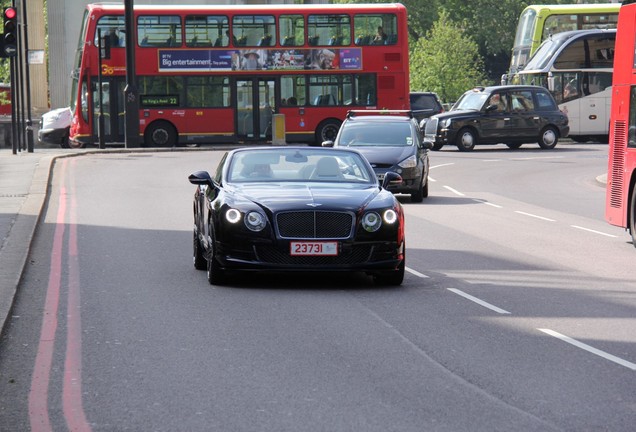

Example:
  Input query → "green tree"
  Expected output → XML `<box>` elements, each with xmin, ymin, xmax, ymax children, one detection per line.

<box><xmin>410</xmin><ymin>10</ymin><xmax>486</xmax><ymax>103</ymax></box>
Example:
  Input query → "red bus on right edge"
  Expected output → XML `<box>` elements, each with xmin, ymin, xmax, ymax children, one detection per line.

<box><xmin>606</xmin><ymin>0</ymin><xmax>636</xmax><ymax>245</ymax></box>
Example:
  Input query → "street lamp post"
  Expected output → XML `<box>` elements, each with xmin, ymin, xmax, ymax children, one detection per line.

<box><xmin>123</xmin><ymin>0</ymin><xmax>139</xmax><ymax>147</ymax></box>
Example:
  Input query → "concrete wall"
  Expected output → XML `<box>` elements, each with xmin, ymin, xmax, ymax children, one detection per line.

<box><xmin>46</xmin><ymin>0</ymin><xmax>325</xmax><ymax>110</ymax></box>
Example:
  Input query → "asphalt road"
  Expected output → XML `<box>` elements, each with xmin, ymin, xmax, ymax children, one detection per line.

<box><xmin>0</xmin><ymin>143</ymin><xmax>634</xmax><ymax>431</ymax></box>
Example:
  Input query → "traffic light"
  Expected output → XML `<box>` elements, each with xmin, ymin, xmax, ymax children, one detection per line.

<box><xmin>2</xmin><ymin>7</ymin><xmax>17</xmax><ymax>57</ymax></box>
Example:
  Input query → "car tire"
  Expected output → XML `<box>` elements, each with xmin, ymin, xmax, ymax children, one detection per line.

<box><xmin>373</xmin><ymin>256</ymin><xmax>405</xmax><ymax>286</ymax></box>
<box><xmin>411</xmin><ymin>174</ymin><xmax>427</xmax><ymax>203</ymax></box>
<box><xmin>506</xmin><ymin>142</ymin><xmax>522</xmax><ymax>149</ymax></box>
<box><xmin>60</xmin><ymin>128</ymin><xmax>71</xmax><ymax>149</ymax></box>
<box><xmin>206</xmin><ymin>227</ymin><xmax>226</xmax><ymax>285</ymax></box>
<box><xmin>314</xmin><ymin>119</ymin><xmax>341</xmax><ymax>146</ymax></box>
<box><xmin>538</xmin><ymin>126</ymin><xmax>559</xmax><ymax>149</ymax></box>
<box><xmin>144</xmin><ymin>120</ymin><xmax>178</xmax><ymax>147</ymax></box>
<box><xmin>431</xmin><ymin>143</ymin><xmax>444</xmax><ymax>151</ymax></box>
<box><xmin>456</xmin><ymin>128</ymin><xmax>476</xmax><ymax>151</ymax></box>
<box><xmin>193</xmin><ymin>229</ymin><xmax>206</xmax><ymax>270</ymax></box>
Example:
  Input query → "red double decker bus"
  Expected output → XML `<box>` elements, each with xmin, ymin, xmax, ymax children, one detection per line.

<box><xmin>68</xmin><ymin>3</ymin><xmax>409</xmax><ymax>148</ymax></box>
<box><xmin>606</xmin><ymin>0</ymin><xmax>636</xmax><ymax>245</ymax></box>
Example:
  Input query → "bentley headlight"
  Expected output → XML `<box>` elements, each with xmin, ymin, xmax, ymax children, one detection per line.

<box><xmin>383</xmin><ymin>209</ymin><xmax>398</xmax><ymax>224</ymax></box>
<box><xmin>362</xmin><ymin>212</ymin><xmax>382</xmax><ymax>232</ymax></box>
<box><xmin>398</xmin><ymin>155</ymin><xmax>417</xmax><ymax>169</ymax></box>
<box><xmin>244</xmin><ymin>211</ymin><xmax>266</xmax><ymax>232</ymax></box>
<box><xmin>225</xmin><ymin>208</ymin><xmax>241</xmax><ymax>224</ymax></box>
<box><xmin>440</xmin><ymin>118</ymin><xmax>451</xmax><ymax>128</ymax></box>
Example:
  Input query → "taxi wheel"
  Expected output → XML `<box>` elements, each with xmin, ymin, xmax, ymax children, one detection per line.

<box><xmin>456</xmin><ymin>128</ymin><xmax>476</xmax><ymax>151</ymax></box>
<box><xmin>432</xmin><ymin>143</ymin><xmax>444</xmax><ymax>151</ymax></box>
<box><xmin>538</xmin><ymin>126</ymin><xmax>558</xmax><ymax>149</ymax></box>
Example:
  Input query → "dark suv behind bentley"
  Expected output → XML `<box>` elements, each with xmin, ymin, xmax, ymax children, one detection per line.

<box><xmin>421</xmin><ymin>85</ymin><xmax>569</xmax><ymax>151</ymax></box>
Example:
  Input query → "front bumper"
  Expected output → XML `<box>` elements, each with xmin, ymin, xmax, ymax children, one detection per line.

<box><xmin>215</xmin><ymin>239</ymin><xmax>404</xmax><ymax>274</ymax></box>
<box><xmin>38</xmin><ymin>127</ymin><xmax>68</xmax><ymax>145</ymax></box>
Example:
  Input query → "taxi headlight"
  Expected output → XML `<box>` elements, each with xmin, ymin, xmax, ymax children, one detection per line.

<box><xmin>440</xmin><ymin>118</ymin><xmax>451</xmax><ymax>128</ymax></box>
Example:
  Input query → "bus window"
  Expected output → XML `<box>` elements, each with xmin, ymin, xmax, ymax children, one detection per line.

<box><xmin>137</xmin><ymin>15</ymin><xmax>182</xmax><ymax>47</ymax></box>
<box><xmin>233</xmin><ymin>15</ymin><xmax>276</xmax><ymax>47</ymax></box>
<box><xmin>308</xmin><ymin>14</ymin><xmax>351</xmax><ymax>47</ymax></box>
<box><xmin>186</xmin><ymin>76</ymin><xmax>230</xmax><ymax>108</ymax></box>
<box><xmin>355</xmin><ymin>74</ymin><xmax>376</xmax><ymax>106</ymax></box>
<box><xmin>309</xmin><ymin>75</ymin><xmax>341</xmax><ymax>106</ymax></box>
<box><xmin>279</xmin><ymin>15</ymin><xmax>304</xmax><ymax>47</ymax></box>
<box><xmin>629</xmin><ymin>86</ymin><xmax>636</xmax><ymax>148</ymax></box>
<box><xmin>281</xmin><ymin>75</ymin><xmax>306</xmax><ymax>106</ymax></box>
<box><xmin>185</xmin><ymin>15</ymin><xmax>228</xmax><ymax>47</ymax></box>
<box><xmin>95</xmin><ymin>16</ymin><xmax>126</xmax><ymax>47</ymax></box>
<box><xmin>354</xmin><ymin>14</ymin><xmax>397</xmax><ymax>45</ymax></box>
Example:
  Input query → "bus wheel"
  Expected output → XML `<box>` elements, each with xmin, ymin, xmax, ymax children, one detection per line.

<box><xmin>631</xmin><ymin>186</ymin><xmax>636</xmax><ymax>248</ymax></box>
<box><xmin>315</xmin><ymin>119</ymin><xmax>341</xmax><ymax>146</ymax></box>
<box><xmin>538</xmin><ymin>126</ymin><xmax>558</xmax><ymax>149</ymax></box>
<box><xmin>456</xmin><ymin>128</ymin><xmax>476</xmax><ymax>151</ymax></box>
<box><xmin>145</xmin><ymin>121</ymin><xmax>177</xmax><ymax>147</ymax></box>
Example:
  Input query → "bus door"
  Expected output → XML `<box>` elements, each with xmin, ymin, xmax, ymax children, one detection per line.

<box><xmin>92</xmin><ymin>76</ymin><xmax>126</xmax><ymax>144</ymax></box>
<box><xmin>235</xmin><ymin>78</ymin><xmax>276</xmax><ymax>141</ymax></box>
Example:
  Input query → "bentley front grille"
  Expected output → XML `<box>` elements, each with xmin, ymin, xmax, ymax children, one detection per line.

<box><xmin>276</xmin><ymin>211</ymin><xmax>354</xmax><ymax>239</ymax></box>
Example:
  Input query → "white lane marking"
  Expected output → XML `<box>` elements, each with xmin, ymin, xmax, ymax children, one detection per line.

<box><xmin>512</xmin><ymin>156</ymin><xmax>565</xmax><ymax>161</ymax></box>
<box><xmin>570</xmin><ymin>225</ymin><xmax>617</xmax><ymax>238</ymax></box>
<box><xmin>514</xmin><ymin>211</ymin><xmax>556</xmax><ymax>222</ymax></box>
<box><xmin>482</xmin><ymin>159</ymin><xmax>502</xmax><ymax>162</ymax></box>
<box><xmin>472</xmin><ymin>198</ymin><xmax>503</xmax><ymax>208</ymax></box>
<box><xmin>447</xmin><ymin>288</ymin><xmax>511</xmax><ymax>314</ymax></box>
<box><xmin>444</xmin><ymin>185</ymin><xmax>465</xmax><ymax>196</ymax></box>
<box><xmin>406</xmin><ymin>267</ymin><xmax>429</xmax><ymax>278</ymax></box>
<box><xmin>538</xmin><ymin>328</ymin><xmax>636</xmax><ymax>371</ymax></box>
<box><xmin>429</xmin><ymin>176</ymin><xmax>437</xmax><ymax>182</ymax></box>
<box><xmin>430</xmin><ymin>163</ymin><xmax>455</xmax><ymax>169</ymax></box>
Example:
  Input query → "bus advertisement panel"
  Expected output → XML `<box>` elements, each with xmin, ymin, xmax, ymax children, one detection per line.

<box><xmin>508</xmin><ymin>3</ymin><xmax>618</xmax><ymax>75</ymax></box>
<box><xmin>68</xmin><ymin>3</ymin><xmax>409</xmax><ymax>148</ymax></box>
<box><xmin>606</xmin><ymin>0</ymin><xmax>636</xmax><ymax>245</ymax></box>
<box><xmin>515</xmin><ymin>29</ymin><xmax>615</xmax><ymax>141</ymax></box>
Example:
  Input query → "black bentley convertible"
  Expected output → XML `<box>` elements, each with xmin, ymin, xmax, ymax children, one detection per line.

<box><xmin>188</xmin><ymin>147</ymin><xmax>406</xmax><ymax>286</ymax></box>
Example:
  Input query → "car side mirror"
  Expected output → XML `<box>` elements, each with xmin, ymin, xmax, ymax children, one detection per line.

<box><xmin>188</xmin><ymin>170</ymin><xmax>214</xmax><ymax>188</ymax></box>
<box><xmin>485</xmin><ymin>104</ymin><xmax>498</xmax><ymax>112</ymax></box>
<box><xmin>382</xmin><ymin>171</ymin><xmax>402</xmax><ymax>189</ymax></box>
<box><xmin>321</xmin><ymin>140</ymin><xmax>334</xmax><ymax>147</ymax></box>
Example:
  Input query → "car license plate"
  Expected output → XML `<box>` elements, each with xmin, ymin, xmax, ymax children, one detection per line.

<box><xmin>290</xmin><ymin>241</ymin><xmax>338</xmax><ymax>256</ymax></box>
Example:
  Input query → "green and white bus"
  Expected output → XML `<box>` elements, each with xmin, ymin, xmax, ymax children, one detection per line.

<box><xmin>508</xmin><ymin>3</ymin><xmax>619</xmax><ymax>75</ymax></box>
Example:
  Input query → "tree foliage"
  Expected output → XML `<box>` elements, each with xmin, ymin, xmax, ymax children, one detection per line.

<box><xmin>410</xmin><ymin>10</ymin><xmax>486</xmax><ymax>102</ymax></box>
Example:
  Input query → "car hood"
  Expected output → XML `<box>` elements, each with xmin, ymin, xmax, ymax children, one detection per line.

<box><xmin>342</xmin><ymin>146</ymin><xmax>413</xmax><ymax>165</ymax></box>
<box><xmin>430</xmin><ymin>110</ymin><xmax>480</xmax><ymax>122</ymax></box>
<box><xmin>228</xmin><ymin>183</ymin><xmax>385</xmax><ymax>212</ymax></box>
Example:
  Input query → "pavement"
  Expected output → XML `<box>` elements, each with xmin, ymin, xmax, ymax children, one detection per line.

<box><xmin>0</xmin><ymin>143</ymin><xmax>610</xmax><ymax>334</ymax></box>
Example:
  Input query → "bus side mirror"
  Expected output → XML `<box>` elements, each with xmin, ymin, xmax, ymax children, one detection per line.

<box><xmin>547</xmin><ymin>76</ymin><xmax>555</xmax><ymax>92</ymax></box>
